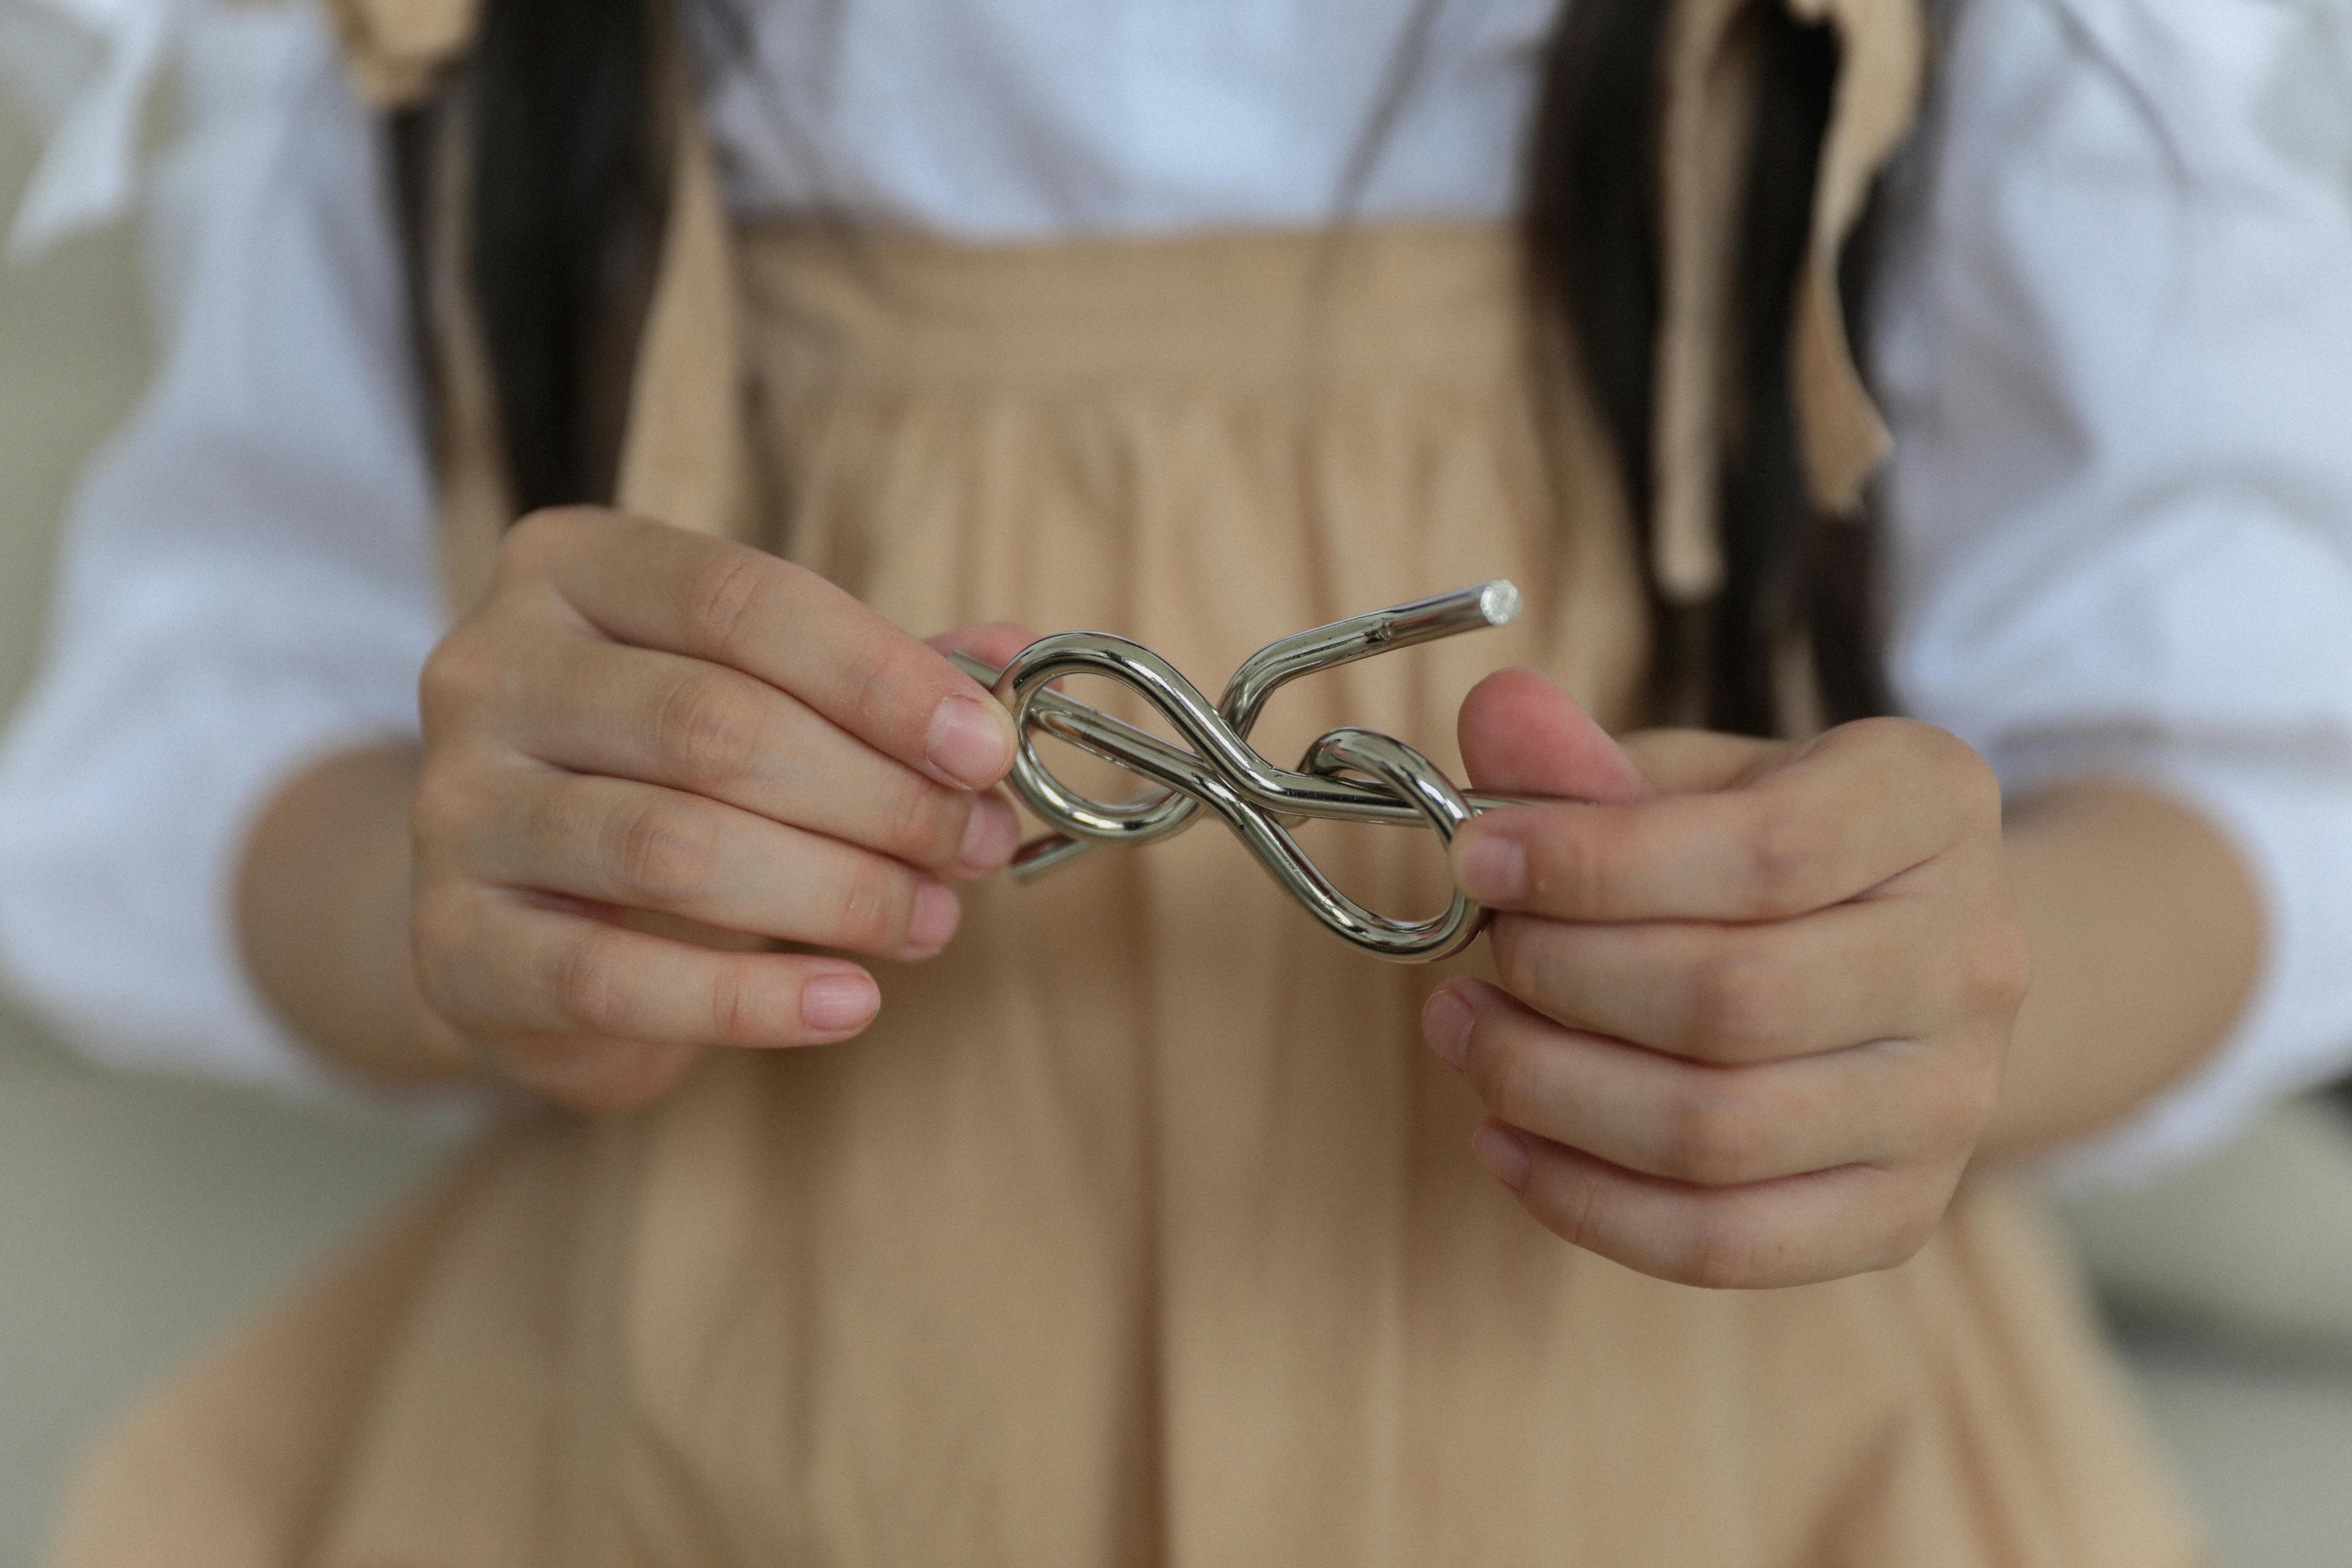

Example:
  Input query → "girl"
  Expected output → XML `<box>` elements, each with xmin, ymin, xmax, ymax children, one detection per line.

<box><xmin>5</xmin><ymin>0</ymin><xmax>2350</xmax><ymax>1560</ymax></box>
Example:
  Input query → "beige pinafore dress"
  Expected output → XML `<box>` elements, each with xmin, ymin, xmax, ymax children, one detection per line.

<box><xmin>52</xmin><ymin>2</ymin><xmax>2208</xmax><ymax>1564</ymax></box>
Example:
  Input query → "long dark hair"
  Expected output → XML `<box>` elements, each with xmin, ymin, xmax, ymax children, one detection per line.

<box><xmin>455</xmin><ymin>0</ymin><xmax>1886</xmax><ymax>734</ymax></box>
<box><xmin>465</xmin><ymin>0</ymin><xmax>656</xmax><ymax>512</ymax></box>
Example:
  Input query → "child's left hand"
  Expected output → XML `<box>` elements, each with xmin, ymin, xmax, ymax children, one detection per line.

<box><xmin>1423</xmin><ymin>670</ymin><xmax>2028</xmax><ymax>1289</ymax></box>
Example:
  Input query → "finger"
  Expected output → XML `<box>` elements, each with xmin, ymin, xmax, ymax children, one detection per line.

<box><xmin>418</xmin><ymin>884</ymin><xmax>883</xmax><ymax>1054</ymax></box>
<box><xmin>468</xmin><ymin>771</ymin><xmax>966</xmax><ymax>961</ymax></box>
<box><xmin>1457</xmin><ymin>667</ymin><xmax>1651</xmax><ymax>803</ymax></box>
<box><xmin>1425</xmin><ymin>980</ymin><xmax>1991</xmax><ymax>1185</ymax></box>
<box><xmin>512</xmin><ymin>509</ymin><xmax>1018</xmax><ymax>791</ymax></box>
<box><xmin>1615</xmin><ymin>728</ymin><xmax>1785</xmax><ymax>794</ymax></box>
<box><xmin>496</xmin><ymin>636</ymin><xmax>1019</xmax><ymax>878</ymax></box>
<box><xmin>478</xmin><ymin>1032</ymin><xmax>708</xmax><ymax>1116</ymax></box>
<box><xmin>1464</xmin><ymin>1117</ymin><xmax>1958</xmax><ymax>1289</ymax></box>
<box><xmin>1450</xmin><ymin>718</ymin><xmax>1993</xmax><ymax>922</ymax></box>
<box><xmin>1485</xmin><ymin>892</ymin><xmax>1958</xmax><ymax>1063</ymax></box>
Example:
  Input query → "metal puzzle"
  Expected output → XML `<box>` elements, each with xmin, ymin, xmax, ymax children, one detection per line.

<box><xmin>949</xmin><ymin>581</ymin><xmax>1526</xmax><ymax>962</ymax></box>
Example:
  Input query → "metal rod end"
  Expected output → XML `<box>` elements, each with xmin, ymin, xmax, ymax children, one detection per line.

<box><xmin>946</xmin><ymin>650</ymin><xmax>1005</xmax><ymax>688</ymax></box>
<box><xmin>1477</xmin><ymin>579</ymin><xmax>1522</xmax><ymax>628</ymax></box>
<box><xmin>1009</xmin><ymin>832</ymin><xmax>1091</xmax><ymax>883</ymax></box>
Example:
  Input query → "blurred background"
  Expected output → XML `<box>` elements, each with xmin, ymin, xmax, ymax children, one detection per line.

<box><xmin>0</xmin><ymin>83</ymin><xmax>452</xmax><ymax>1564</ymax></box>
<box><xmin>2</xmin><ymin>51</ymin><xmax>2351</xmax><ymax>1568</ymax></box>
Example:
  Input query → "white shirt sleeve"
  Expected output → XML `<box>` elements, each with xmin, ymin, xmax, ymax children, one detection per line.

<box><xmin>0</xmin><ymin>1</ymin><xmax>443</xmax><ymax>1099</ymax></box>
<box><xmin>1876</xmin><ymin>0</ymin><xmax>2352</xmax><ymax>1186</ymax></box>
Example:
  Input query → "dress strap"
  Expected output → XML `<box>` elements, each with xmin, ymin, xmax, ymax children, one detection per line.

<box><xmin>609</xmin><ymin>53</ymin><xmax>757</xmax><ymax>548</ymax></box>
<box><xmin>1788</xmin><ymin>0</ymin><xmax>1923</xmax><ymax>517</ymax></box>
<box><xmin>323</xmin><ymin>0</ymin><xmax>479</xmax><ymax>108</ymax></box>
<box><xmin>1651</xmin><ymin>0</ymin><xmax>1924</xmax><ymax>606</ymax></box>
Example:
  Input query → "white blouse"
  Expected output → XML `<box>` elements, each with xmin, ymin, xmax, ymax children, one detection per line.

<box><xmin>2</xmin><ymin>0</ymin><xmax>2350</xmax><ymax>1184</ymax></box>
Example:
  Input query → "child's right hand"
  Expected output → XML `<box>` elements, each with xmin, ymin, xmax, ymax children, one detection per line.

<box><xmin>407</xmin><ymin>508</ymin><xmax>1027</xmax><ymax>1113</ymax></box>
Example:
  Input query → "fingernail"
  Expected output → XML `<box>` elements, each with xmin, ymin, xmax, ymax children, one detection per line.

<box><xmin>1457</xmin><ymin>832</ymin><xmax>1527</xmax><ymax>905</ymax></box>
<box><xmin>802</xmin><ymin>973</ymin><xmax>880</xmax><ymax>1034</ymax></box>
<box><xmin>1473</xmin><ymin>1123</ymin><xmax>1532</xmax><ymax>1190</ymax></box>
<box><xmin>905</xmin><ymin>880</ymin><xmax>960</xmax><ymax>955</ymax></box>
<box><xmin>1421</xmin><ymin>986</ymin><xmax>1474</xmax><ymax>1071</ymax></box>
<box><xmin>927</xmin><ymin>694</ymin><xmax>1016</xmax><ymax>790</ymax></box>
<box><xmin>957</xmin><ymin>795</ymin><xmax>1019</xmax><ymax>873</ymax></box>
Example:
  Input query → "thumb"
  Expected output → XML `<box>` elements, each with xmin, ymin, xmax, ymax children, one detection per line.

<box><xmin>1457</xmin><ymin>667</ymin><xmax>1652</xmax><ymax>805</ymax></box>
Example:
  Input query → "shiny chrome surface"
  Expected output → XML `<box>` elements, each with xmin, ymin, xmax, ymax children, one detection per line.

<box><xmin>950</xmin><ymin>581</ymin><xmax>1524</xmax><ymax>962</ymax></box>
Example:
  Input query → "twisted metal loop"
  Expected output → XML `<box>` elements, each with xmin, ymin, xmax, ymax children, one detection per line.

<box><xmin>952</xmin><ymin>582</ymin><xmax>1524</xmax><ymax>962</ymax></box>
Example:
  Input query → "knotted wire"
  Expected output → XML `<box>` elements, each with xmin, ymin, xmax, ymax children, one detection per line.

<box><xmin>952</xmin><ymin>582</ymin><xmax>1525</xmax><ymax>962</ymax></box>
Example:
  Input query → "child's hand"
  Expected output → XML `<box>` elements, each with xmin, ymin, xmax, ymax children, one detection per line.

<box><xmin>408</xmin><ymin>508</ymin><xmax>1032</xmax><ymax>1113</ymax></box>
<box><xmin>1423</xmin><ymin>670</ymin><xmax>2027</xmax><ymax>1289</ymax></box>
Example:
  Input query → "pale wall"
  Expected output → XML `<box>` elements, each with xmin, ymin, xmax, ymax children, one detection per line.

<box><xmin>0</xmin><ymin>98</ymin><xmax>445</xmax><ymax>1567</ymax></box>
